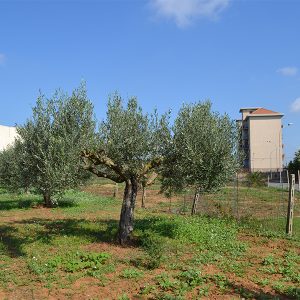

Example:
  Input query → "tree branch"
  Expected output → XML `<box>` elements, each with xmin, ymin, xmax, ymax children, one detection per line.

<box><xmin>81</xmin><ymin>150</ymin><xmax>126</xmax><ymax>181</ymax></box>
<box><xmin>144</xmin><ymin>171</ymin><xmax>158</xmax><ymax>187</ymax></box>
<box><xmin>83</xmin><ymin>164</ymin><xmax>125</xmax><ymax>183</ymax></box>
<box><xmin>139</xmin><ymin>157</ymin><xmax>162</xmax><ymax>178</ymax></box>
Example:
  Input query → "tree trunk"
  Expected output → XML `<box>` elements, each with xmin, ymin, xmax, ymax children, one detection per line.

<box><xmin>141</xmin><ymin>185</ymin><xmax>146</xmax><ymax>208</ymax></box>
<box><xmin>43</xmin><ymin>192</ymin><xmax>53</xmax><ymax>208</ymax></box>
<box><xmin>191</xmin><ymin>189</ymin><xmax>200</xmax><ymax>215</ymax></box>
<box><xmin>118</xmin><ymin>178</ymin><xmax>138</xmax><ymax>245</ymax></box>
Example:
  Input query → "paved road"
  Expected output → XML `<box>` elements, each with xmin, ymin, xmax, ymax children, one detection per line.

<box><xmin>268</xmin><ymin>182</ymin><xmax>300</xmax><ymax>191</ymax></box>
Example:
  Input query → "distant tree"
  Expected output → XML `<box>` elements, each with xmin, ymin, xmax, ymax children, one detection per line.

<box><xmin>288</xmin><ymin>149</ymin><xmax>300</xmax><ymax>181</ymax></box>
<box><xmin>81</xmin><ymin>94</ymin><xmax>170</xmax><ymax>244</ymax></box>
<box><xmin>0</xmin><ymin>139</ymin><xmax>31</xmax><ymax>192</ymax></box>
<box><xmin>161</xmin><ymin>101</ymin><xmax>239</xmax><ymax>215</ymax></box>
<box><xmin>246</xmin><ymin>171</ymin><xmax>266</xmax><ymax>187</ymax></box>
<box><xmin>0</xmin><ymin>84</ymin><xmax>95</xmax><ymax>207</ymax></box>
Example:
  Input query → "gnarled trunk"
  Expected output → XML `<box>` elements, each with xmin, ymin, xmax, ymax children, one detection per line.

<box><xmin>118</xmin><ymin>178</ymin><xmax>138</xmax><ymax>245</ymax></box>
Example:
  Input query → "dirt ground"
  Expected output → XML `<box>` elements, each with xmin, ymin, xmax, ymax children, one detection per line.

<box><xmin>0</xmin><ymin>184</ymin><xmax>299</xmax><ymax>300</ymax></box>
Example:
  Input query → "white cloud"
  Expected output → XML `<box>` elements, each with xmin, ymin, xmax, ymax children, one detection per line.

<box><xmin>277</xmin><ymin>66</ymin><xmax>298</xmax><ymax>77</ymax></box>
<box><xmin>291</xmin><ymin>98</ymin><xmax>300</xmax><ymax>113</ymax></box>
<box><xmin>0</xmin><ymin>53</ymin><xmax>5</xmax><ymax>65</ymax></box>
<box><xmin>150</xmin><ymin>0</ymin><xmax>231</xmax><ymax>28</ymax></box>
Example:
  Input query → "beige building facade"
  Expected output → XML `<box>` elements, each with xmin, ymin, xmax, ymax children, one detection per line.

<box><xmin>0</xmin><ymin>125</ymin><xmax>19</xmax><ymax>151</ymax></box>
<box><xmin>238</xmin><ymin>108</ymin><xmax>284</xmax><ymax>172</ymax></box>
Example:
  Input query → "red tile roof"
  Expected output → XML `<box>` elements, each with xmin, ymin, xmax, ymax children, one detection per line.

<box><xmin>251</xmin><ymin>108</ymin><xmax>281</xmax><ymax>115</ymax></box>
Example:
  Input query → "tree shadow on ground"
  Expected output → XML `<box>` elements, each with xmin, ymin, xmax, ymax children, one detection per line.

<box><xmin>0</xmin><ymin>217</ymin><xmax>298</xmax><ymax>299</ymax></box>
<box><xmin>229</xmin><ymin>282</ymin><xmax>299</xmax><ymax>300</ymax></box>
<box><xmin>0</xmin><ymin>218</ymin><xmax>119</xmax><ymax>257</ymax></box>
<box><xmin>0</xmin><ymin>216</ymin><xmax>173</xmax><ymax>258</ymax></box>
<box><xmin>134</xmin><ymin>216</ymin><xmax>178</xmax><ymax>239</ymax></box>
<box><xmin>0</xmin><ymin>197</ymin><xmax>78</xmax><ymax>211</ymax></box>
<box><xmin>0</xmin><ymin>198</ymin><xmax>43</xmax><ymax>210</ymax></box>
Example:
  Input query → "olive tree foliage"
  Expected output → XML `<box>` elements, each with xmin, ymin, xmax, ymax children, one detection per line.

<box><xmin>161</xmin><ymin>101</ymin><xmax>240</xmax><ymax>215</ymax></box>
<box><xmin>0</xmin><ymin>140</ymin><xmax>31</xmax><ymax>192</ymax></box>
<box><xmin>82</xmin><ymin>93</ymin><xmax>171</xmax><ymax>244</ymax></box>
<box><xmin>0</xmin><ymin>84</ymin><xmax>95</xmax><ymax>207</ymax></box>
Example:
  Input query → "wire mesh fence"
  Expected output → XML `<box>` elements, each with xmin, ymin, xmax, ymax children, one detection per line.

<box><xmin>171</xmin><ymin>171</ymin><xmax>300</xmax><ymax>238</ymax></box>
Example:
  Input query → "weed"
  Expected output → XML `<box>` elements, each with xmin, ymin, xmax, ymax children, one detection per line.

<box><xmin>141</xmin><ymin>231</ymin><xmax>166</xmax><ymax>269</ymax></box>
<box><xmin>209</xmin><ymin>274</ymin><xmax>230</xmax><ymax>292</ymax></box>
<box><xmin>177</xmin><ymin>269</ymin><xmax>205</xmax><ymax>289</ymax></box>
<box><xmin>118</xmin><ymin>293</ymin><xmax>130</xmax><ymax>300</ymax></box>
<box><xmin>121</xmin><ymin>268</ymin><xmax>144</xmax><ymax>279</ymax></box>
<box><xmin>156</xmin><ymin>273</ymin><xmax>179</xmax><ymax>292</ymax></box>
<box><xmin>139</xmin><ymin>284</ymin><xmax>156</xmax><ymax>295</ymax></box>
<box><xmin>198</xmin><ymin>285</ymin><xmax>210</xmax><ymax>297</ymax></box>
<box><xmin>64</xmin><ymin>252</ymin><xmax>110</xmax><ymax>273</ymax></box>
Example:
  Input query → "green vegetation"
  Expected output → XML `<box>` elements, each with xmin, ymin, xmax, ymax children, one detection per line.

<box><xmin>161</xmin><ymin>101</ymin><xmax>239</xmax><ymax>215</ymax></box>
<box><xmin>246</xmin><ymin>171</ymin><xmax>266</xmax><ymax>187</ymax></box>
<box><xmin>0</xmin><ymin>182</ymin><xmax>299</xmax><ymax>299</ymax></box>
<box><xmin>288</xmin><ymin>149</ymin><xmax>300</xmax><ymax>181</ymax></box>
<box><xmin>81</xmin><ymin>93</ymin><xmax>171</xmax><ymax>244</ymax></box>
<box><xmin>0</xmin><ymin>84</ymin><xmax>95</xmax><ymax>207</ymax></box>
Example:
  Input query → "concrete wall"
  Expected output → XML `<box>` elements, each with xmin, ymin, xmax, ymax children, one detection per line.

<box><xmin>248</xmin><ymin>116</ymin><xmax>283</xmax><ymax>171</ymax></box>
<box><xmin>0</xmin><ymin>125</ymin><xmax>19</xmax><ymax>151</ymax></box>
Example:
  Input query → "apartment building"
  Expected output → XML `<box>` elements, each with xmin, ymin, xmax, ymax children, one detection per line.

<box><xmin>237</xmin><ymin>107</ymin><xmax>284</xmax><ymax>172</ymax></box>
<box><xmin>0</xmin><ymin>125</ymin><xmax>18</xmax><ymax>151</ymax></box>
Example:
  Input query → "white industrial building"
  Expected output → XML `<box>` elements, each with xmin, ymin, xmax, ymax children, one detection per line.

<box><xmin>0</xmin><ymin>125</ymin><xmax>19</xmax><ymax>151</ymax></box>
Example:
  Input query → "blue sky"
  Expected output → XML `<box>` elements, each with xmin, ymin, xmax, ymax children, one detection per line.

<box><xmin>0</xmin><ymin>0</ymin><xmax>299</xmax><ymax>162</ymax></box>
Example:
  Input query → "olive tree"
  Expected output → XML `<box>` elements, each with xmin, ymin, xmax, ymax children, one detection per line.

<box><xmin>82</xmin><ymin>94</ymin><xmax>170</xmax><ymax>244</ymax></box>
<box><xmin>0</xmin><ymin>84</ymin><xmax>95</xmax><ymax>207</ymax></box>
<box><xmin>161</xmin><ymin>101</ymin><xmax>239</xmax><ymax>215</ymax></box>
<box><xmin>0</xmin><ymin>139</ymin><xmax>31</xmax><ymax>192</ymax></box>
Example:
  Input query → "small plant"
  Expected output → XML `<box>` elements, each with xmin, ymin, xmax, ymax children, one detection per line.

<box><xmin>139</xmin><ymin>284</ymin><xmax>156</xmax><ymax>295</ymax></box>
<box><xmin>253</xmin><ymin>277</ymin><xmax>269</xmax><ymax>287</ymax></box>
<box><xmin>177</xmin><ymin>269</ymin><xmax>204</xmax><ymax>289</ymax></box>
<box><xmin>121</xmin><ymin>268</ymin><xmax>144</xmax><ymax>279</ymax></box>
<box><xmin>262</xmin><ymin>255</ymin><xmax>276</xmax><ymax>266</ymax></box>
<box><xmin>64</xmin><ymin>252</ymin><xmax>110</xmax><ymax>273</ymax></box>
<box><xmin>198</xmin><ymin>285</ymin><xmax>210</xmax><ymax>297</ymax></box>
<box><xmin>118</xmin><ymin>293</ymin><xmax>130</xmax><ymax>300</ymax></box>
<box><xmin>209</xmin><ymin>274</ymin><xmax>230</xmax><ymax>292</ymax></box>
<box><xmin>156</xmin><ymin>273</ymin><xmax>179</xmax><ymax>292</ymax></box>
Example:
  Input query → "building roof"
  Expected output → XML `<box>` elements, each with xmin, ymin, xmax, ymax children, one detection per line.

<box><xmin>239</xmin><ymin>107</ymin><xmax>284</xmax><ymax>119</ymax></box>
<box><xmin>250</xmin><ymin>108</ymin><xmax>282</xmax><ymax>115</ymax></box>
<box><xmin>239</xmin><ymin>107</ymin><xmax>260</xmax><ymax>113</ymax></box>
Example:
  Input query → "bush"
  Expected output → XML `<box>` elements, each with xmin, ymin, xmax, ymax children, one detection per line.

<box><xmin>246</xmin><ymin>172</ymin><xmax>266</xmax><ymax>187</ymax></box>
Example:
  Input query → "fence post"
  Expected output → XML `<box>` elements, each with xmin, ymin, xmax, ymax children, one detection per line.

<box><xmin>235</xmin><ymin>172</ymin><xmax>239</xmax><ymax>220</ymax></box>
<box><xmin>267</xmin><ymin>175</ymin><xmax>270</xmax><ymax>187</ymax></box>
<box><xmin>113</xmin><ymin>183</ymin><xmax>118</xmax><ymax>198</ymax></box>
<box><xmin>280</xmin><ymin>171</ymin><xmax>282</xmax><ymax>184</ymax></box>
<box><xmin>287</xmin><ymin>170</ymin><xmax>289</xmax><ymax>188</ymax></box>
<box><xmin>286</xmin><ymin>174</ymin><xmax>295</xmax><ymax>236</ymax></box>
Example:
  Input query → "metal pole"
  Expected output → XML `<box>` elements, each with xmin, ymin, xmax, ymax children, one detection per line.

<box><xmin>286</xmin><ymin>174</ymin><xmax>295</xmax><ymax>235</ymax></box>
<box><xmin>280</xmin><ymin>171</ymin><xmax>282</xmax><ymax>184</ymax></box>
